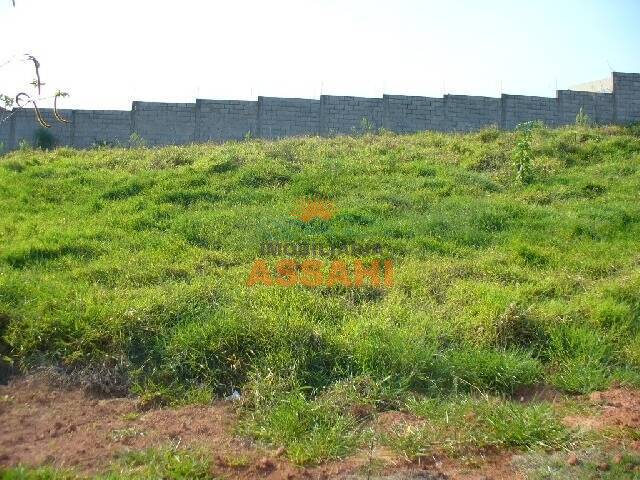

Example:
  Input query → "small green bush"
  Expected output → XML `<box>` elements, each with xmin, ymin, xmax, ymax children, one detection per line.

<box><xmin>512</xmin><ymin>121</ymin><xmax>536</xmax><ymax>183</ymax></box>
<box><xmin>128</xmin><ymin>132</ymin><xmax>147</xmax><ymax>148</ymax></box>
<box><xmin>34</xmin><ymin>127</ymin><xmax>56</xmax><ymax>150</ymax></box>
<box><xmin>575</xmin><ymin>107</ymin><xmax>593</xmax><ymax>127</ymax></box>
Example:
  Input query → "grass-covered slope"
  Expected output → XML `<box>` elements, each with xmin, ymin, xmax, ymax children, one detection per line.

<box><xmin>0</xmin><ymin>125</ymin><xmax>639</xmax><ymax>463</ymax></box>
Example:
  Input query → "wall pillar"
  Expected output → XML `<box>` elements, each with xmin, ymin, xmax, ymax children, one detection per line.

<box><xmin>613</xmin><ymin>72</ymin><xmax>640</xmax><ymax>124</ymax></box>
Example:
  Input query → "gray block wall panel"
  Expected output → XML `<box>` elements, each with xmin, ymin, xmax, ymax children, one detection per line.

<box><xmin>613</xmin><ymin>72</ymin><xmax>640</xmax><ymax>123</ymax></box>
<box><xmin>594</xmin><ymin>93</ymin><xmax>614</xmax><ymax>124</ymax></box>
<box><xmin>258</xmin><ymin>97</ymin><xmax>320</xmax><ymax>139</ymax></box>
<box><xmin>557</xmin><ymin>91</ymin><xmax>597</xmax><ymax>125</ymax></box>
<box><xmin>196</xmin><ymin>99</ymin><xmax>257</xmax><ymax>142</ymax></box>
<box><xmin>132</xmin><ymin>101</ymin><xmax>196</xmax><ymax>146</ymax></box>
<box><xmin>13</xmin><ymin>108</ymin><xmax>73</xmax><ymax>147</ymax></box>
<box><xmin>320</xmin><ymin>96</ymin><xmax>384</xmax><ymax>135</ymax></box>
<box><xmin>3</xmin><ymin>72</ymin><xmax>640</xmax><ymax>152</ymax></box>
<box><xmin>445</xmin><ymin>95</ymin><xmax>501</xmax><ymax>132</ymax></box>
<box><xmin>0</xmin><ymin>112</ymin><xmax>11</xmax><ymax>151</ymax></box>
<box><xmin>502</xmin><ymin>95</ymin><xmax>558</xmax><ymax>129</ymax></box>
<box><xmin>383</xmin><ymin>95</ymin><xmax>445</xmax><ymax>133</ymax></box>
<box><xmin>557</xmin><ymin>91</ymin><xmax>615</xmax><ymax>125</ymax></box>
<box><xmin>73</xmin><ymin>110</ymin><xmax>132</xmax><ymax>148</ymax></box>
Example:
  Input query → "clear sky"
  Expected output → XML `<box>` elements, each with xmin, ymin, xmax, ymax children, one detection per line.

<box><xmin>1</xmin><ymin>0</ymin><xmax>639</xmax><ymax>110</ymax></box>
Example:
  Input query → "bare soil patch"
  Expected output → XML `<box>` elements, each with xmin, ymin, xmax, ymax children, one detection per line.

<box><xmin>563</xmin><ymin>388</ymin><xmax>640</xmax><ymax>438</ymax></box>
<box><xmin>0</xmin><ymin>374</ymin><xmax>248</xmax><ymax>473</ymax></box>
<box><xmin>3</xmin><ymin>375</ymin><xmax>638</xmax><ymax>479</ymax></box>
<box><xmin>0</xmin><ymin>374</ymin><xmax>405</xmax><ymax>479</ymax></box>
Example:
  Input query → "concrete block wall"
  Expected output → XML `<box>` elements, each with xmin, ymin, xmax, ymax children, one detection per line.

<box><xmin>196</xmin><ymin>100</ymin><xmax>257</xmax><ymax>141</ymax></box>
<box><xmin>13</xmin><ymin>108</ymin><xmax>73</xmax><ymax>148</ymax></box>
<box><xmin>1</xmin><ymin>72</ymin><xmax>640</xmax><ymax>152</ymax></box>
<box><xmin>557</xmin><ymin>91</ymin><xmax>614</xmax><ymax>125</ymax></box>
<box><xmin>258</xmin><ymin>97</ymin><xmax>320</xmax><ymax>139</ymax></box>
<box><xmin>595</xmin><ymin>93</ymin><xmax>615</xmax><ymax>125</ymax></box>
<box><xmin>73</xmin><ymin>110</ymin><xmax>132</xmax><ymax>148</ymax></box>
<box><xmin>613</xmin><ymin>72</ymin><xmax>640</xmax><ymax>123</ymax></box>
<box><xmin>131</xmin><ymin>101</ymin><xmax>195</xmax><ymax>146</ymax></box>
<box><xmin>502</xmin><ymin>95</ymin><xmax>558</xmax><ymax>130</ymax></box>
<box><xmin>383</xmin><ymin>95</ymin><xmax>444</xmax><ymax>133</ymax></box>
<box><xmin>445</xmin><ymin>95</ymin><xmax>501</xmax><ymax>132</ymax></box>
<box><xmin>0</xmin><ymin>112</ymin><xmax>11</xmax><ymax>152</ymax></box>
<box><xmin>320</xmin><ymin>96</ymin><xmax>383</xmax><ymax>135</ymax></box>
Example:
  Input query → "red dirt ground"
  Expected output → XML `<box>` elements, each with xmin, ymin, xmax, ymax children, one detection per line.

<box><xmin>1</xmin><ymin>374</ymin><xmax>638</xmax><ymax>479</ymax></box>
<box><xmin>563</xmin><ymin>387</ymin><xmax>640</xmax><ymax>453</ymax></box>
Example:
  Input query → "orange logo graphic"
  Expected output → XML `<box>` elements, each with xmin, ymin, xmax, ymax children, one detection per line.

<box><xmin>247</xmin><ymin>259</ymin><xmax>394</xmax><ymax>288</ymax></box>
<box><xmin>247</xmin><ymin>198</ymin><xmax>394</xmax><ymax>288</ymax></box>
<box><xmin>291</xmin><ymin>199</ymin><xmax>336</xmax><ymax>222</ymax></box>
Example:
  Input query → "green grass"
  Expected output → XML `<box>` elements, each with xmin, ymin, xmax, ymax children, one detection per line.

<box><xmin>514</xmin><ymin>448</ymin><xmax>640</xmax><ymax>479</ymax></box>
<box><xmin>100</xmin><ymin>447</ymin><xmax>213</xmax><ymax>480</ymax></box>
<box><xmin>1</xmin><ymin>125</ymin><xmax>640</xmax><ymax>464</ymax></box>
<box><xmin>0</xmin><ymin>447</ymin><xmax>214</xmax><ymax>480</ymax></box>
<box><xmin>0</xmin><ymin>466</ymin><xmax>76</xmax><ymax>480</ymax></box>
<box><xmin>240</xmin><ymin>390</ymin><xmax>360</xmax><ymax>465</ymax></box>
<box><xmin>385</xmin><ymin>395</ymin><xmax>570</xmax><ymax>459</ymax></box>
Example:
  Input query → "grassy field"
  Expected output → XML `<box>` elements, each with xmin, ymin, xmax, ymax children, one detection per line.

<box><xmin>1</xmin><ymin>123</ymin><xmax>640</xmax><ymax>474</ymax></box>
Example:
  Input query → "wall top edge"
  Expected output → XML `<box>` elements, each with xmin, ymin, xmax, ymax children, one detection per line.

<box><xmin>258</xmin><ymin>96</ymin><xmax>320</xmax><ymax>102</ymax></box>
<box><xmin>444</xmin><ymin>94</ymin><xmax>501</xmax><ymax>100</ymax></box>
<box><xmin>196</xmin><ymin>98</ymin><xmax>257</xmax><ymax>104</ymax></box>
<box><xmin>319</xmin><ymin>95</ymin><xmax>382</xmax><ymax>101</ymax></box>
<box><xmin>501</xmin><ymin>94</ymin><xmax>556</xmax><ymax>100</ymax></box>
<box><xmin>132</xmin><ymin>101</ymin><xmax>196</xmax><ymax>108</ymax></box>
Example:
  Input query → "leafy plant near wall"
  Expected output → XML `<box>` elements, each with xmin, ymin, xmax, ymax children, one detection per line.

<box><xmin>512</xmin><ymin>121</ymin><xmax>536</xmax><ymax>183</ymax></box>
<box><xmin>575</xmin><ymin>107</ymin><xmax>593</xmax><ymax>127</ymax></box>
<box><xmin>128</xmin><ymin>132</ymin><xmax>147</xmax><ymax>148</ymax></box>
<box><xmin>356</xmin><ymin>117</ymin><xmax>375</xmax><ymax>135</ymax></box>
<box><xmin>91</xmin><ymin>139</ymin><xmax>120</xmax><ymax>148</ymax></box>
<box><xmin>34</xmin><ymin>127</ymin><xmax>56</xmax><ymax>150</ymax></box>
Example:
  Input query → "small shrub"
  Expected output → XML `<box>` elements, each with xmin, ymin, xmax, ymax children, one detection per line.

<box><xmin>477</xmin><ymin>125</ymin><xmax>501</xmax><ymax>143</ymax></box>
<box><xmin>355</xmin><ymin>117</ymin><xmax>375</xmax><ymax>135</ymax></box>
<box><xmin>512</xmin><ymin>121</ymin><xmax>536</xmax><ymax>183</ymax></box>
<box><xmin>575</xmin><ymin>107</ymin><xmax>593</xmax><ymax>127</ymax></box>
<box><xmin>128</xmin><ymin>132</ymin><xmax>147</xmax><ymax>148</ymax></box>
<box><xmin>18</xmin><ymin>138</ymin><xmax>32</xmax><ymax>151</ymax></box>
<box><xmin>34</xmin><ymin>127</ymin><xmax>56</xmax><ymax>150</ymax></box>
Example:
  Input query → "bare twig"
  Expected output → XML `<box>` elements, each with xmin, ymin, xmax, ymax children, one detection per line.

<box><xmin>2</xmin><ymin>52</ymin><xmax>70</xmax><ymax>128</ymax></box>
<box><xmin>53</xmin><ymin>91</ymin><xmax>69</xmax><ymax>123</ymax></box>
<box><xmin>16</xmin><ymin>92</ymin><xmax>50</xmax><ymax>128</ymax></box>
<box><xmin>25</xmin><ymin>54</ymin><xmax>43</xmax><ymax>95</ymax></box>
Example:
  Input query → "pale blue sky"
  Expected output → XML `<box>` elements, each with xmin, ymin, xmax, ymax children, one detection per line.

<box><xmin>1</xmin><ymin>0</ymin><xmax>639</xmax><ymax>109</ymax></box>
